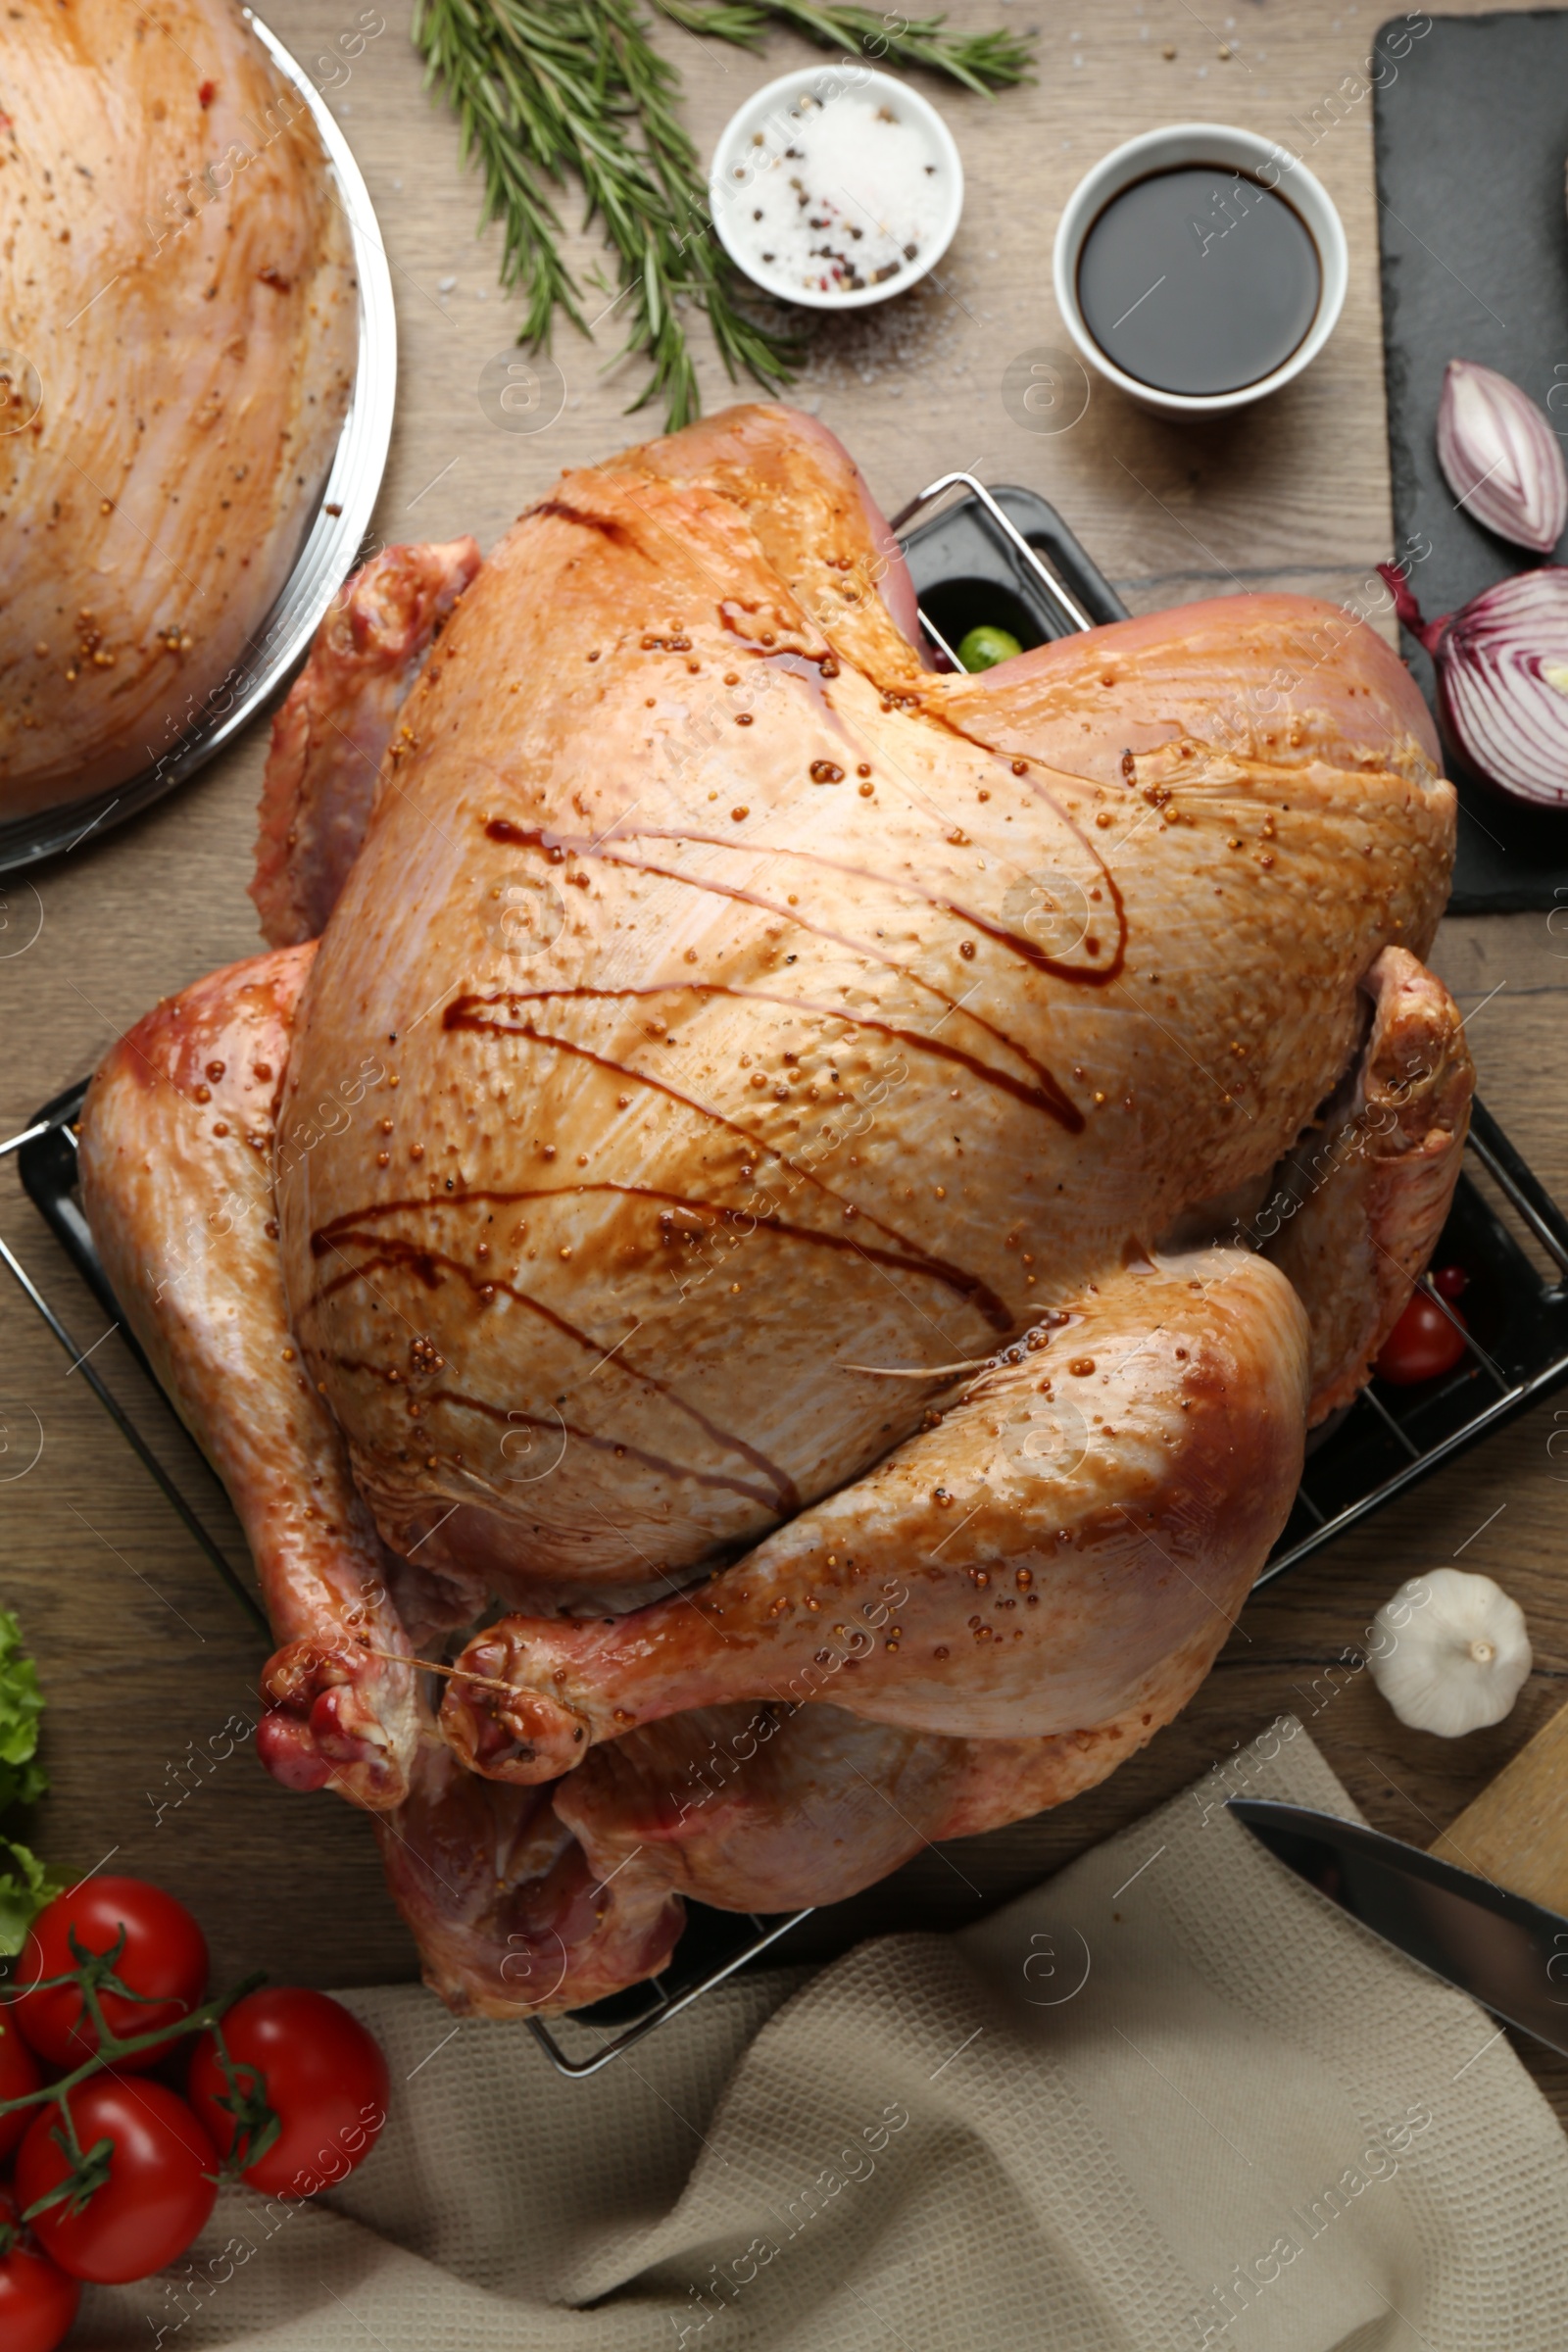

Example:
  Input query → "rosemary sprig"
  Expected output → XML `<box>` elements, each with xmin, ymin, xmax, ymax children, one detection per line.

<box><xmin>414</xmin><ymin>0</ymin><xmax>1035</xmax><ymax>429</ymax></box>
<box><xmin>413</xmin><ymin>0</ymin><xmax>587</xmax><ymax>349</ymax></box>
<box><xmin>415</xmin><ymin>0</ymin><xmax>798</xmax><ymax>430</ymax></box>
<box><xmin>654</xmin><ymin>1</ymin><xmax>1037</xmax><ymax>100</ymax></box>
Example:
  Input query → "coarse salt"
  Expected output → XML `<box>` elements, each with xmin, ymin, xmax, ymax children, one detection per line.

<box><xmin>729</xmin><ymin>92</ymin><xmax>946</xmax><ymax>299</ymax></box>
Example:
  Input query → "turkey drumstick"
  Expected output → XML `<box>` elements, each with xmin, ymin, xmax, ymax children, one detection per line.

<box><xmin>78</xmin><ymin>948</ymin><xmax>466</xmax><ymax>1811</ymax></box>
<box><xmin>438</xmin><ymin>1248</ymin><xmax>1308</xmax><ymax>1781</ymax></box>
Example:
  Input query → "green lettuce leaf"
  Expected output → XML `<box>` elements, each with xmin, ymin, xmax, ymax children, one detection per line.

<box><xmin>0</xmin><ymin>1838</ymin><xmax>64</xmax><ymax>1956</ymax></box>
<box><xmin>0</xmin><ymin>1609</ymin><xmax>47</xmax><ymax>1819</ymax></box>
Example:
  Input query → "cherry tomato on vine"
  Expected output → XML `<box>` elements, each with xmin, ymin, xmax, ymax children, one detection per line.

<box><xmin>0</xmin><ymin>2005</ymin><xmax>43</xmax><ymax>2162</ymax></box>
<box><xmin>15</xmin><ymin>2076</ymin><xmax>218</xmax><ymax>2283</ymax></box>
<box><xmin>187</xmin><ymin>1986</ymin><xmax>389</xmax><ymax>2196</ymax></box>
<box><xmin>1375</xmin><ymin>1289</ymin><xmax>1468</xmax><ymax>1386</ymax></box>
<box><xmin>13</xmin><ymin>1877</ymin><xmax>208</xmax><ymax>2070</ymax></box>
<box><xmin>0</xmin><ymin>2185</ymin><xmax>79</xmax><ymax>2352</ymax></box>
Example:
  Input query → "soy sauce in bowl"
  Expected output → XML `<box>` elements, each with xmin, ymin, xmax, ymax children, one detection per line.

<box><xmin>1076</xmin><ymin>164</ymin><xmax>1321</xmax><ymax>398</ymax></box>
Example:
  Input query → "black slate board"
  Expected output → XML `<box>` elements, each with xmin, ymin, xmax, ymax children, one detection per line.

<box><xmin>1373</xmin><ymin>8</ymin><xmax>1568</xmax><ymax>910</ymax></box>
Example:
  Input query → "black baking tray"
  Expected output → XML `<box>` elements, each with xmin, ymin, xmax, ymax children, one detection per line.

<box><xmin>16</xmin><ymin>484</ymin><xmax>1568</xmax><ymax>2049</ymax></box>
<box><xmin>900</xmin><ymin>482</ymin><xmax>1129</xmax><ymax>646</ymax></box>
<box><xmin>1374</xmin><ymin>8</ymin><xmax>1568</xmax><ymax>910</ymax></box>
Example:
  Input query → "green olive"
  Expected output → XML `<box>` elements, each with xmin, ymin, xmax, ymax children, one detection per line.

<box><xmin>956</xmin><ymin>623</ymin><xmax>1024</xmax><ymax>672</ymax></box>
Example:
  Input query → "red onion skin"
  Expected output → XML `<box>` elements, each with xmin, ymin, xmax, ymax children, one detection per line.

<box><xmin>1380</xmin><ymin>563</ymin><xmax>1446</xmax><ymax>659</ymax></box>
<box><xmin>1378</xmin><ymin>562</ymin><xmax>1568</xmax><ymax>809</ymax></box>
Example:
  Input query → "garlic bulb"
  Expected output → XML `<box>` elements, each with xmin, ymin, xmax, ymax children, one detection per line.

<box><xmin>1436</xmin><ymin>360</ymin><xmax>1568</xmax><ymax>556</ymax></box>
<box><xmin>1367</xmin><ymin>1568</ymin><xmax>1532</xmax><ymax>1737</ymax></box>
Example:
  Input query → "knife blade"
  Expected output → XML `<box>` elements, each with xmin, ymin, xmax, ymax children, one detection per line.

<box><xmin>1228</xmin><ymin>1798</ymin><xmax>1568</xmax><ymax>2059</ymax></box>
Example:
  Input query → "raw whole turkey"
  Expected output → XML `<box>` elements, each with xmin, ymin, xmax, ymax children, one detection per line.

<box><xmin>78</xmin><ymin>407</ymin><xmax>1473</xmax><ymax>2015</ymax></box>
<box><xmin>0</xmin><ymin>0</ymin><xmax>355</xmax><ymax>822</ymax></box>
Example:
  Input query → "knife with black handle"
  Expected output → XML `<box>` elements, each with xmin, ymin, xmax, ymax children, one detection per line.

<box><xmin>1230</xmin><ymin>1701</ymin><xmax>1568</xmax><ymax>2057</ymax></box>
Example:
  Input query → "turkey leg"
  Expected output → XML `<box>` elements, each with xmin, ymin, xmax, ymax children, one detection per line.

<box><xmin>438</xmin><ymin>1247</ymin><xmax>1309</xmax><ymax>1780</ymax></box>
<box><xmin>77</xmin><ymin>947</ymin><xmax>453</xmax><ymax>1808</ymax></box>
<box><xmin>1258</xmin><ymin>944</ymin><xmax>1473</xmax><ymax>1421</ymax></box>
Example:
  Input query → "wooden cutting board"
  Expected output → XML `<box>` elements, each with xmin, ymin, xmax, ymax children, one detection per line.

<box><xmin>1431</xmin><ymin>1695</ymin><xmax>1568</xmax><ymax>1912</ymax></box>
<box><xmin>1374</xmin><ymin>8</ymin><xmax>1568</xmax><ymax>911</ymax></box>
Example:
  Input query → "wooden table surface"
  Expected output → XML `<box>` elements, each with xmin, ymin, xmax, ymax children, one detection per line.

<box><xmin>7</xmin><ymin>0</ymin><xmax>1568</xmax><ymax>2120</ymax></box>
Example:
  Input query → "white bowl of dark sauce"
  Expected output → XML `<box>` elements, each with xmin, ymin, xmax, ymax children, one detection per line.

<box><xmin>1053</xmin><ymin>123</ymin><xmax>1348</xmax><ymax>417</ymax></box>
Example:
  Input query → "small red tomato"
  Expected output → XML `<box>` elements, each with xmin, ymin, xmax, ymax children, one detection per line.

<box><xmin>13</xmin><ymin>1877</ymin><xmax>208</xmax><ymax>2070</ymax></box>
<box><xmin>15</xmin><ymin>2077</ymin><xmax>218</xmax><ymax>2283</ymax></box>
<box><xmin>1375</xmin><ymin>1289</ymin><xmax>1469</xmax><ymax>1386</ymax></box>
<box><xmin>187</xmin><ymin>1987</ymin><xmax>389</xmax><ymax>2197</ymax></box>
<box><xmin>0</xmin><ymin>2185</ymin><xmax>80</xmax><ymax>2352</ymax></box>
<box><xmin>1432</xmin><ymin>1262</ymin><xmax>1469</xmax><ymax>1300</ymax></box>
<box><xmin>0</xmin><ymin>2005</ymin><xmax>43</xmax><ymax>2162</ymax></box>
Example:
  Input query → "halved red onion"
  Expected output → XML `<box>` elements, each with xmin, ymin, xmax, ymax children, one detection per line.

<box><xmin>1436</xmin><ymin>360</ymin><xmax>1567</xmax><ymax>556</ymax></box>
<box><xmin>1379</xmin><ymin>563</ymin><xmax>1568</xmax><ymax>808</ymax></box>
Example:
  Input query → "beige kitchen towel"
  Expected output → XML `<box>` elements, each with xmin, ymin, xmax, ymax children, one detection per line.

<box><xmin>82</xmin><ymin>1718</ymin><xmax>1568</xmax><ymax>2351</ymax></box>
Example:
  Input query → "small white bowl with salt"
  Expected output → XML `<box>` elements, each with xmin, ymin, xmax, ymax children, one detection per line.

<box><xmin>708</xmin><ymin>66</ymin><xmax>963</xmax><ymax>311</ymax></box>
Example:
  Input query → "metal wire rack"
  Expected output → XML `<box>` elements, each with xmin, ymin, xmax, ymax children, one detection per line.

<box><xmin>1257</xmin><ymin>1100</ymin><xmax>1568</xmax><ymax>1581</ymax></box>
<box><xmin>6</xmin><ymin>474</ymin><xmax>1564</xmax><ymax>2075</ymax></box>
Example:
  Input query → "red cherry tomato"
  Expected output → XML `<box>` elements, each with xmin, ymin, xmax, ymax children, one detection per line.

<box><xmin>187</xmin><ymin>1987</ymin><xmax>389</xmax><ymax>2196</ymax></box>
<box><xmin>1375</xmin><ymin>1289</ymin><xmax>1468</xmax><ymax>1386</ymax></box>
<box><xmin>0</xmin><ymin>2185</ymin><xmax>80</xmax><ymax>2352</ymax></box>
<box><xmin>1432</xmin><ymin>1262</ymin><xmax>1469</xmax><ymax>1300</ymax></box>
<box><xmin>15</xmin><ymin>2077</ymin><xmax>218</xmax><ymax>2284</ymax></box>
<box><xmin>0</xmin><ymin>2004</ymin><xmax>43</xmax><ymax>2162</ymax></box>
<box><xmin>13</xmin><ymin>1877</ymin><xmax>208</xmax><ymax>2070</ymax></box>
